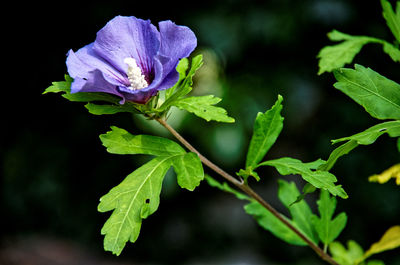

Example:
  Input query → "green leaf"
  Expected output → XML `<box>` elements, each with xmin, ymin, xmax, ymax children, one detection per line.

<box><xmin>237</xmin><ymin>167</ymin><xmax>260</xmax><ymax>182</ymax></box>
<box><xmin>311</xmin><ymin>190</ymin><xmax>347</xmax><ymax>246</ymax></box>
<box><xmin>332</xmin><ymin>121</ymin><xmax>400</xmax><ymax>145</ymax></box>
<box><xmin>317</xmin><ymin>31</ymin><xmax>373</xmax><ymax>75</ymax></box>
<box><xmin>245</xmin><ymin>201</ymin><xmax>308</xmax><ymax>246</ymax></box>
<box><xmin>290</xmin><ymin>183</ymin><xmax>317</xmax><ymax>206</ymax></box>
<box><xmin>244</xmin><ymin>180</ymin><xmax>318</xmax><ymax>246</ymax></box>
<box><xmin>85</xmin><ymin>103</ymin><xmax>139</xmax><ymax>115</ymax></box>
<box><xmin>258</xmin><ymin>157</ymin><xmax>348</xmax><ymax>198</ymax></box>
<box><xmin>44</xmin><ymin>75</ymin><xmax>121</xmax><ymax>103</ymax></box>
<box><xmin>98</xmin><ymin>127</ymin><xmax>205</xmax><ymax>254</ymax></box>
<box><xmin>333</xmin><ymin>64</ymin><xmax>400</xmax><ymax>120</ymax></box>
<box><xmin>329</xmin><ymin>240</ymin><xmax>365</xmax><ymax>265</ymax></box>
<box><xmin>159</xmin><ymin>55</ymin><xmax>234</xmax><ymax>123</ymax></box>
<box><xmin>317</xmin><ymin>30</ymin><xmax>400</xmax><ymax>74</ymax></box>
<box><xmin>205</xmin><ymin>175</ymin><xmax>251</xmax><ymax>201</ymax></box>
<box><xmin>160</xmin><ymin>55</ymin><xmax>203</xmax><ymax>111</ymax></box>
<box><xmin>43</xmin><ymin>75</ymin><xmax>72</xmax><ymax>94</ymax></box>
<box><xmin>245</xmin><ymin>201</ymin><xmax>307</xmax><ymax>246</ymax></box>
<box><xmin>303</xmin><ymin>158</ymin><xmax>327</xmax><ymax>169</ymax></box>
<box><xmin>63</xmin><ymin>92</ymin><xmax>120</xmax><ymax>103</ymax></box>
<box><xmin>382</xmin><ymin>42</ymin><xmax>400</xmax><ymax>62</ymax></box>
<box><xmin>246</xmin><ymin>95</ymin><xmax>284</xmax><ymax>168</ymax></box>
<box><xmin>381</xmin><ymin>0</ymin><xmax>400</xmax><ymax>43</ymax></box>
<box><xmin>181</xmin><ymin>54</ymin><xmax>203</xmax><ymax>90</ymax></box>
<box><xmin>173</xmin><ymin>95</ymin><xmax>235</xmax><ymax>123</ymax></box>
<box><xmin>277</xmin><ymin>180</ymin><xmax>319</xmax><ymax>244</ymax></box>
<box><xmin>330</xmin><ymin>226</ymin><xmax>400</xmax><ymax>265</ymax></box>
<box><xmin>165</xmin><ymin>57</ymin><xmax>190</xmax><ymax>99</ymax></box>
<box><xmin>100</xmin><ymin>126</ymin><xmax>185</xmax><ymax>156</ymax></box>
<box><xmin>319</xmin><ymin>140</ymin><xmax>359</xmax><ymax>171</ymax></box>
<box><xmin>171</xmin><ymin>152</ymin><xmax>204</xmax><ymax>191</ymax></box>
<box><xmin>98</xmin><ymin>156</ymin><xmax>173</xmax><ymax>255</ymax></box>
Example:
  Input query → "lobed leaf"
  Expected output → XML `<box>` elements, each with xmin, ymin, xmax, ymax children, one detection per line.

<box><xmin>317</xmin><ymin>29</ymin><xmax>400</xmax><ymax>74</ymax></box>
<box><xmin>311</xmin><ymin>190</ymin><xmax>347</xmax><ymax>246</ymax></box>
<box><xmin>333</xmin><ymin>65</ymin><xmax>400</xmax><ymax>120</ymax></box>
<box><xmin>98</xmin><ymin>156</ymin><xmax>173</xmax><ymax>255</ymax></box>
<box><xmin>171</xmin><ymin>152</ymin><xmax>204</xmax><ymax>191</ymax></box>
<box><xmin>246</xmin><ymin>95</ymin><xmax>284</xmax><ymax>168</ymax></box>
<box><xmin>98</xmin><ymin>126</ymin><xmax>206</xmax><ymax>255</ymax></box>
<box><xmin>258</xmin><ymin>157</ymin><xmax>348</xmax><ymax>198</ymax></box>
<box><xmin>317</xmin><ymin>32</ymin><xmax>372</xmax><ymax>75</ymax></box>
<box><xmin>329</xmin><ymin>240</ymin><xmax>365</xmax><ymax>265</ymax></box>
<box><xmin>173</xmin><ymin>95</ymin><xmax>235</xmax><ymax>123</ymax></box>
<box><xmin>100</xmin><ymin>126</ymin><xmax>185</xmax><ymax>156</ymax></box>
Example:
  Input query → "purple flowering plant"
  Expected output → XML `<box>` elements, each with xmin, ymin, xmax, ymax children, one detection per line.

<box><xmin>66</xmin><ymin>16</ymin><xmax>197</xmax><ymax>104</ymax></box>
<box><xmin>44</xmin><ymin>3</ymin><xmax>400</xmax><ymax>264</ymax></box>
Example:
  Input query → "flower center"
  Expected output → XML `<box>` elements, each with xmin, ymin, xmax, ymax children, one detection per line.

<box><xmin>124</xmin><ymin>58</ymin><xmax>148</xmax><ymax>90</ymax></box>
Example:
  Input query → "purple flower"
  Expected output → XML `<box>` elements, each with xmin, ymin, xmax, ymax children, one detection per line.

<box><xmin>66</xmin><ymin>16</ymin><xmax>197</xmax><ymax>104</ymax></box>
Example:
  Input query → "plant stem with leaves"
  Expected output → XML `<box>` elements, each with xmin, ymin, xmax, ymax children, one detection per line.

<box><xmin>155</xmin><ymin>117</ymin><xmax>340</xmax><ymax>265</ymax></box>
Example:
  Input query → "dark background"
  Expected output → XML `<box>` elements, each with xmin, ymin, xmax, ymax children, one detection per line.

<box><xmin>2</xmin><ymin>0</ymin><xmax>399</xmax><ymax>264</ymax></box>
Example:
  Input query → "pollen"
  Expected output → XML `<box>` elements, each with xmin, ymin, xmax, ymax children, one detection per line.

<box><xmin>124</xmin><ymin>58</ymin><xmax>148</xmax><ymax>90</ymax></box>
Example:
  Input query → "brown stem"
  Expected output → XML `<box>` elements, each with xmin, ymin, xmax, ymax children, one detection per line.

<box><xmin>155</xmin><ymin>117</ymin><xmax>339</xmax><ymax>265</ymax></box>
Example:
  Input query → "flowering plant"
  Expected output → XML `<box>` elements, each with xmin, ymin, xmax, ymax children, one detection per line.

<box><xmin>44</xmin><ymin>3</ymin><xmax>400</xmax><ymax>264</ymax></box>
<box><xmin>66</xmin><ymin>16</ymin><xmax>197</xmax><ymax>104</ymax></box>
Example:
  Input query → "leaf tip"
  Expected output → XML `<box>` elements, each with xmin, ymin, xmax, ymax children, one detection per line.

<box><xmin>226</xmin><ymin>117</ymin><xmax>236</xmax><ymax>123</ymax></box>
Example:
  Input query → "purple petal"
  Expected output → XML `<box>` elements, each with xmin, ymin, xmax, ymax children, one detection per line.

<box><xmin>71</xmin><ymin>69</ymin><xmax>126</xmax><ymax>103</ymax></box>
<box><xmin>66</xmin><ymin>44</ymin><xmax>127</xmax><ymax>87</ymax></box>
<box><xmin>118</xmin><ymin>87</ymin><xmax>157</xmax><ymax>104</ymax></box>
<box><xmin>128</xmin><ymin>21</ymin><xmax>196</xmax><ymax>97</ymax></box>
<box><xmin>93</xmin><ymin>16</ymin><xmax>160</xmax><ymax>77</ymax></box>
<box><xmin>151</xmin><ymin>69</ymin><xmax>180</xmax><ymax>91</ymax></box>
<box><xmin>157</xmin><ymin>20</ymin><xmax>197</xmax><ymax>74</ymax></box>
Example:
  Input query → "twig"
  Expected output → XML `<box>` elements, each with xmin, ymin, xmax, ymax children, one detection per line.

<box><xmin>155</xmin><ymin>117</ymin><xmax>340</xmax><ymax>265</ymax></box>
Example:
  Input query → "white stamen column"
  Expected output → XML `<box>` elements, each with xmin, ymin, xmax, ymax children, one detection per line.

<box><xmin>124</xmin><ymin>58</ymin><xmax>148</xmax><ymax>90</ymax></box>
